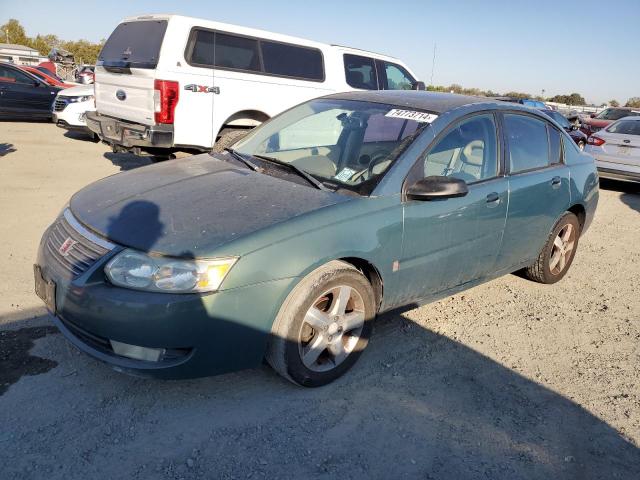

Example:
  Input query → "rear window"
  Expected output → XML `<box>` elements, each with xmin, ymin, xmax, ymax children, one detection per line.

<box><xmin>98</xmin><ymin>20</ymin><xmax>168</xmax><ymax>68</ymax></box>
<box><xmin>261</xmin><ymin>41</ymin><xmax>323</xmax><ymax>80</ymax></box>
<box><xmin>596</xmin><ymin>108</ymin><xmax>640</xmax><ymax>121</ymax></box>
<box><xmin>607</xmin><ymin>120</ymin><xmax>640</xmax><ymax>136</ymax></box>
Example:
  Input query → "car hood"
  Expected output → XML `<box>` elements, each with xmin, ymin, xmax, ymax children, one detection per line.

<box><xmin>58</xmin><ymin>84</ymin><xmax>94</xmax><ymax>97</ymax></box>
<box><xmin>70</xmin><ymin>154</ymin><xmax>351</xmax><ymax>257</ymax></box>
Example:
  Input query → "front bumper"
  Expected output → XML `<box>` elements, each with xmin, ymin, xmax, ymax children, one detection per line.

<box><xmin>86</xmin><ymin>111</ymin><xmax>174</xmax><ymax>149</ymax></box>
<box><xmin>35</xmin><ymin>219</ymin><xmax>293</xmax><ymax>379</ymax></box>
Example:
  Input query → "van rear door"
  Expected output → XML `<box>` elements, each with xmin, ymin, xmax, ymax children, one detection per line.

<box><xmin>95</xmin><ymin>20</ymin><xmax>168</xmax><ymax>125</ymax></box>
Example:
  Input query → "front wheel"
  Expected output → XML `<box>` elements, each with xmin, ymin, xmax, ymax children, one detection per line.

<box><xmin>522</xmin><ymin>212</ymin><xmax>580</xmax><ymax>284</ymax></box>
<box><xmin>266</xmin><ymin>261</ymin><xmax>376</xmax><ymax>387</ymax></box>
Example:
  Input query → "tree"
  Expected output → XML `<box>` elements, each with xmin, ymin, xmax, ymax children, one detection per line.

<box><xmin>548</xmin><ymin>93</ymin><xmax>586</xmax><ymax>106</ymax></box>
<box><xmin>0</xmin><ymin>19</ymin><xmax>103</xmax><ymax>64</ymax></box>
<box><xmin>609</xmin><ymin>99</ymin><xmax>620</xmax><ymax>107</ymax></box>
<box><xmin>0</xmin><ymin>19</ymin><xmax>29</xmax><ymax>45</ymax></box>
<box><xmin>625</xmin><ymin>97</ymin><xmax>640</xmax><ymax>108</ymax></box>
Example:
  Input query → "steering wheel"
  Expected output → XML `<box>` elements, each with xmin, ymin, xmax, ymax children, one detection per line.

<box><xmin>349</xmin><ymin>150</ymin><xmax>390</xmax><ymax>183</ymax></box>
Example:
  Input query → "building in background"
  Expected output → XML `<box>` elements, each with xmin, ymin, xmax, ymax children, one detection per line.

<box><xmin>0</xmin><ymin>43</ymin><xmax>47</xmax><ymax>65</ymax></box>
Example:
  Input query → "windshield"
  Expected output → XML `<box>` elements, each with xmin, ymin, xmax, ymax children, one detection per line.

<box><xmin>233</xmin><ymin>99</ymin><xmax>431</xmax><ymax>194</ymax></box>
<box><xmin>596</xmin><ymin>108</ymin><xmax>640</xmax><ymax>121</ymax></box>
<box><xmin>36</xmin><ymin>67</ymin><xmax>63</xmax><ymax>82</ymax></box>
<box><xmin>98</xmin><ymin>20</ymin><xmax>167</xmax><ymax>68</ymax></box>
<box><xmin>606</xmin><ymin>120</ymin><xmax>640</xmax><ymax>136</ymax></box>
<box><xmin>541</xmin><ymin>110</ymin><xmax>570</xmax><ymax>129</ymax></box>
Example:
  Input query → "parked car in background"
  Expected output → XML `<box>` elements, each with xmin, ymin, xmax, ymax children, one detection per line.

<box><xmin>539</xmin><ymin>109</ymin><xmax>588</xmax><ymax>150</ymax></box>
<box><xmin>75</xmin><ymin>65</ymin><xmax>95</xmax><ymax>84</ymax></box>
<box><xmin>20</xmin><ymin>65</ymin><xmax>75</xmax><ymax>88</ymax></box>
<box><xmin>36</xmin><ymin>91</ymin><xmax>598</xmax><ymax>386</ymax></box>
<box><xmin>86</xmin><ymin>14</ymin><xmax>423</xmax><ymax>157</ymax></box>
<box><xmin>581</xmin><ymin>107</ymin><xmax>640</xmax><ymax>136</ymax></box>
<box><xmin>52</xmin><ymin>84</ymin><xmax>97</xmax><ymax>139</ymax></box>
<box><xmin>585</xmin><ymin>116</ymin><xmax>640</xmax><ymax>182</ymax></box>
<box><xmin>494</xmin><ymin>97</ymin><xmax>549</xmax><ymax>109</ymax></box>
<box><xmin>0</xmin><ymin>62</ymin><xmax>60</xmax><ymax>120</ymax></box>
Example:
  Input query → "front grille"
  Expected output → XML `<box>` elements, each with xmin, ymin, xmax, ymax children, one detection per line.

<box><xmin>45</xmin><ymin>211</ymin><xmax>112</xmax><ymax>276</ymax></box>
<box><xmin>53</xmin><ymin>97</ymin><xmax>69</xmax><ymax>112</ymax></box>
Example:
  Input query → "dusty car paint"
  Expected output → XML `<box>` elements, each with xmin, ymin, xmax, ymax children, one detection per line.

<box><xmin>36</xmin><ymin>91</ymin><xmax>599</xmax><ymax>379</ymax></box>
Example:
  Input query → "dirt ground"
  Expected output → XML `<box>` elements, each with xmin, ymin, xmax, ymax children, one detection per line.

<box><xmin>1</xmin><ymin>121</ymin><xmax>639</xmax><ymax>479</ymax></box>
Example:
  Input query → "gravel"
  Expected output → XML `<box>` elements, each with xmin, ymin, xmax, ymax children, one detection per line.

<box><xmin>0</xmin><ymin>122</ymin><xmax>639</xmax><ymax>479</ymax></box>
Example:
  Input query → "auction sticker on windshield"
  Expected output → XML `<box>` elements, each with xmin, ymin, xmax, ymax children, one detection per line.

<box><xmin>385</xmin><ymin>109</ymin><xmax>438</xmax><ymax>123</ymax></box>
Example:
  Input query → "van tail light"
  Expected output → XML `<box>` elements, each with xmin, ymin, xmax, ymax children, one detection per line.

<box><xmin>154</xmin><ymin>80</ymin><xmax>179</xmax><ymax>124</ymax></box>
<box><xmin>587</xmin><ymin>135</ymin><xmax>605</xmax><ymax>146</ymax></box>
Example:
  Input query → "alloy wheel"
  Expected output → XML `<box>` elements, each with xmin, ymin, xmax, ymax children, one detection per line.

<box><xmin>549</xmin><ymin>223</ymin><xmax>576</xmax><ymax>275</ymax></box>
<box><xmin>298</xmin><ymin>285</ymin><xmax>365</xmax><ymax>372</ymax></box>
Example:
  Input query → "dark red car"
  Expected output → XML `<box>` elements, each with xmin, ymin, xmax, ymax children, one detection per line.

<box><xmin>581</xmin><ymin>107</ymin><xmax>640</xmax><ymax>136</ymax></box>
<box><xmin>19</xmin><ymin>66</ymin><xmax>75</xmax><ymax>88</ymax></box>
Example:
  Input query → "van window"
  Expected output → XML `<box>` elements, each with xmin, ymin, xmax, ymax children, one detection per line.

<box><xmin>344</xmin><ymin>54</ymin><xmax>378</xmax><ymax>90</ymax></box>
<box><xmin>382</xmin><ymin>62</ymin><xmax>414</xmax><ymax>90</ymax></box>
<box><xmin>261</xmin><ymin>41</ymin><xmax>323</xmax><ymax>80</ymax></box>
<box><xmin>505</xmin><ymin>114</ymin><xmax>550</xmax><ymax>173</ymax></box>
<box><xmin>190</xmin><ymin>30</ymin><xmax>260</xmax><ymax>72</ymax></box>
<box><xmin>99</xmin><ymin>20</ymin><xmax>167</xmax><ymax>68</ymax></box>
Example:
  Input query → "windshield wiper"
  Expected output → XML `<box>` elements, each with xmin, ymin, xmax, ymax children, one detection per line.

<box><xmin>223</xmin><ymin>148</ymin><xmax>262</xmax><ymax>172</ymax></box>
<box><xmin>252</xmin><ymin>154</ymin><xmax>330</xmax><ymax>191</ymax></box>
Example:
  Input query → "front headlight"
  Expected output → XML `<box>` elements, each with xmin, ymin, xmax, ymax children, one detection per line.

<box><xmin>104</xmin><ymin>249</ymin><xmax>237</xmax><ymax>293</ymax></box>
<box><xmin>68</xmin><ymin>95</ymin><xmax>94</xmax><ymax>103</ymax></box>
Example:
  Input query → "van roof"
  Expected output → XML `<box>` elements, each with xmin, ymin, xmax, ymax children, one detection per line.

<box><xmin>119</xmin><ymin>14</ymin><xmax>403</xmax><ymax>62</ymax></box>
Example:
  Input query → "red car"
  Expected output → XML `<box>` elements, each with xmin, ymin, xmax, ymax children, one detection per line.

<box><xmin>581</xmin><ymin>107</ymin><xmax>640</xmax><ymax>136</ymax></box>
<box><xmin>19</xmin><ymin>66</ymin><xmax>75</xmax><ymax>88</ymax></box>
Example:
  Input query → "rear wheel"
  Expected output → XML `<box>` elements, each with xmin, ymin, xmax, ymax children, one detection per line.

<box><xmin>212</xmin><ymin>128</ymin><xmax>250</xmax><ymax>153</ymax></box>
<box><xmin>266</xmin><ymin>261</ymin><xmax>375</xmax><ymax>387</ymax></box>
<box><xmin>522</xmin><ymin>212</ymin><xmax>580</xmax><ymax>284</ymax></box>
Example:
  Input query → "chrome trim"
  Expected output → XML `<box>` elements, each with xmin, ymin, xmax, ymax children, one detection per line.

<box><xmin>63</xmin><ymin>209</ymin><xmax>117</xmax><ymax>250</ymax></box>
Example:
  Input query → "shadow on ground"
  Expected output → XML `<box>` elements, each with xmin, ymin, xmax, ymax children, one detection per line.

<box><xmin>0</xmin><ymin>143</ymin><xmax>17</xmax><ymax>157</ymax></box>
<box><xmin>63</xmin><ymin>130</ymin><xmax>99</xmax><ymax>143</ymax></box>
<box><xmin>1</xmin><ymin>305</ymin><xmax>638</xmax><ymax>479</ymax></box>
<box><xmin>103</xmin><ymin>151</ymin><xmax>155</xmax><ymax>171</ymax></box>
<box><xmin>600</xmin><ymin>178</ymin><xmax>640</xmax><ymax>214</ymax></box>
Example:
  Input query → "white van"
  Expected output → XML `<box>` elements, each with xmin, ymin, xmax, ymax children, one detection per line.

<box><xmin>86</xmin><ymin>14</ymin><xmax>423</xmax><ymax>155</ymax></box>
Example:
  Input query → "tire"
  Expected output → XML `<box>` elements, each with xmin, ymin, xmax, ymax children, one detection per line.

<box><xmin>522</xmin><ymin>212</ymin><xmax>580</xmax><ymax>284</ymax></box>
<box><xmin>266</xmin><ymin>260</ymin><xmax>376</xmax><ymax>387</ymax></box>
<box><xmin>212</xmin><ymin>128</ymin><xmax>250</xmax><ymax>153</ymax></box>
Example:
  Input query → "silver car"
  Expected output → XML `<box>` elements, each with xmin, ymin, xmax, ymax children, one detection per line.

<box><xmin>585</xmin><ymin>116</ymin><xmax>640</xmax><ymax>182</ymax></box>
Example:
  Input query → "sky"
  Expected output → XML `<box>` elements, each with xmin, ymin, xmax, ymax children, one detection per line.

<box><xmin>1</xmin><ymin>0</ymin><xmax>638</xmax><ymax>105</ymax></box>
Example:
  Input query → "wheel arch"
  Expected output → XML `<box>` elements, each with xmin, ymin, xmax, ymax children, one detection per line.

<box><xmin>567</xmin><ymin>203</ymin><xmax>586</xmax><ymax>231</ymax></box>
<box><xmin>218</xmin><ymin>109</ymin><xmax>271</xmax><ymax>136</ymax></box>
<box><xmin>339</xmin><ymin>257</ymin><xmax>384</xmax><ymax>313</ymax></box>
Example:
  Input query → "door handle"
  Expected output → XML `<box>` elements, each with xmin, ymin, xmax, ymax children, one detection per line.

<box><xmin>486</xmin><ymin>192</ymin><xmax>500</xmax><ymax>207</ymax></box>
<box><xmin>551</xmin><ymin>176</ymin><xmax>562</xmax><ymax>188</ymax></box>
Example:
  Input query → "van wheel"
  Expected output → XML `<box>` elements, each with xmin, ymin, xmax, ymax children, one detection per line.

<box><xmin>212</xmin><ymin>128</ymin><xmax>250</xmax><ymax>153</ymax></box>
<box><xmin>266</xmin><ymin>261</ymin><xmax>375</xmax><ymax>387</ymax></box>
<box><xmin>522</xmin><ymin>212</ymin><xmax>580</xmax><ymax>284</ymax></box>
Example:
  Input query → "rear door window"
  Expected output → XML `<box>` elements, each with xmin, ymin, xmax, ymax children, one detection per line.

<box><xmin>504</xmin><ymin>114</ymin><xmax>550</xmax><ymax>173</ymax></box>
<box><xmin>98</xmin><ymin>20</ymin><xmax>167</xmax><ymax>68</ymax></box>
<box><xmin>344</xmin><ymin>54</ymin><xmax>378</xmax><ymax>90</ymax></box>
<box><xmin>261</xmin><ymin>42</ymin><xmax>324</xmax><ymax>81</ymax></box>
<box><xmin>189</xmin><ymin>30</ymin><xmax>260</xmax><ymax>72</ymax></box>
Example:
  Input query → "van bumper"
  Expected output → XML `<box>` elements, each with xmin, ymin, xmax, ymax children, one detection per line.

<box><xmin>86</xmin><ymin>111</ymin><xmax>174</xmax><ymax>149</ymax></box>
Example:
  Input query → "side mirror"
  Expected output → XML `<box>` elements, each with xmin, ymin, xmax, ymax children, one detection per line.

<box><xmin>412</xmin><ymin>81</ymin><xmax>426</xmax><ymax>91</ymax></box>
<box><xmin>406</xmin><ymin>176</ymin><xmax>469</xmax><ymax>201</ymax></box>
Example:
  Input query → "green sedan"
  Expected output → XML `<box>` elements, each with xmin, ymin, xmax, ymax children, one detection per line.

<box><xmin>35</xmin><ymin>91</ymin><xmax>599</xmax><ymax>386</ymax></box>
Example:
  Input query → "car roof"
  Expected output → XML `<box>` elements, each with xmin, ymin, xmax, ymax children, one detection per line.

<box><xmin>322</xmin><ymin>90</ymin><xmax>498</xmax><ymax>114</ymax></box>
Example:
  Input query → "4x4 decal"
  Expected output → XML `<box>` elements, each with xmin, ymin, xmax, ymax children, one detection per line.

<box><xmin>184</xmin><ymin>84</ymin><xmax>220</xmax><ymax>94</ymax></box>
